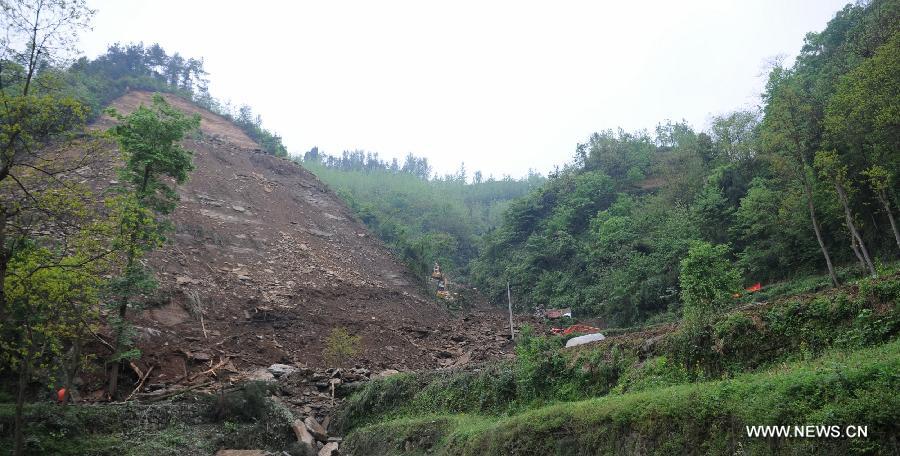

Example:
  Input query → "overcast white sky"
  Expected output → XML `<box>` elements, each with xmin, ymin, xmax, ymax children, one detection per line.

<box><xmin>80</xmin><ymin>1</ymin><xmax>849</xmax><ymax>178</ymax></box>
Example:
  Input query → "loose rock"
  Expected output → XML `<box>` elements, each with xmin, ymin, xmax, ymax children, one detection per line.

<box><xmin>318</xmin><ymin>442</ymin><xmax>339</xmax><ymax>456</ymax></box>
<box><xmin>292</xmin><ymin>419</ymin><xmax>316</xmax><ymax>452</ymax></box>
<box><xmin>267</xmin><ymin>363</ymin><xmax>298</xmax><ymax>378</ymax></box>
<box><xmin>305</xmin><ymin>416</ymin><xmax>328</xmax><ymax>441</ymax></box>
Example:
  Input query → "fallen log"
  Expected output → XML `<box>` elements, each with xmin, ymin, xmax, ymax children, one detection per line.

<box><xmin>141</xmin><ymin>380</ymin><xmax>214</xmax><ymax>402</ymax></box>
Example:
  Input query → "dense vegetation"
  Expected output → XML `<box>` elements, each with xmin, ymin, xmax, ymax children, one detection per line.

<box><xmin>465</xmin><ymin>0</ymin><xmax>900</xmax><ymax>325</ymax></box>
<box><xmin>0</xmin><ymin>2</ymin><xmax>256</xmax><ymax>453</ymax></box>
<box><xmin>301</xmin><ymin>149</ymin><xmax>544</xmax><ymax>279</ymax></box>
<box><xmin>336</xmin><ymin>271</ymin><xmax>900</xmax><ymax>455</ymax></box>
<box><xmin>312</xmin><ymin>5</ymin><xmax>900</xmax><ymax>450</ymax></box>
<box><xmin>23</xmin><ymin>40</ymin><xmax>289</xmax><ymax>156</ymax></box>
<box><xmin>301</xmin><ymin>1</ymin><xmax>899</xmax><ymax>327</ymax></box>
<box><xmin>0</xmin><ymin>384</ymin><xmax>297</xmax><ymax>455</ymax></box>
<box><xmin>344</xmin><ymin>342</ymin><xmax>899</xmax><ymax>455</ymax></box>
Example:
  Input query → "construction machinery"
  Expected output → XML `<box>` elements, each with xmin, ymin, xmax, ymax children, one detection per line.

<box><xmin>431</xmin><ymin>262</ymin><xmax>453</xmax><ymax>300</ymax></box>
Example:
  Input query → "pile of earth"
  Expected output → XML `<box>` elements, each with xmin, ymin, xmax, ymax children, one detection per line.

<box><xmin>71</xmin><ymin>91</ymin><xmax>543</xmax><ymax>400</ymax></box>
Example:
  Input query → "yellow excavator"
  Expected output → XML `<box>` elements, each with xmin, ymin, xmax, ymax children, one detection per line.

<box><xmin>432</xmin><ymin>262</ymin><xmax>453</xmax><ymax>300</ymax></box>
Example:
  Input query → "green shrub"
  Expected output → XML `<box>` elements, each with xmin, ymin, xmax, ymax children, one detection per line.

<box><xmin>614</xmin><ymin>356</ymin><xmax>692</xmax><ymax>393</ymax></box>
<box><xmin>679</xmin><ymin>241</ymin><xmax>741</xmax><ymax>323</ymax></box>
<box><xmin>324</xmin><ymin>327</ymin><xmax>362</xmax><ymax>367</ymax></box>
<box><xmin>513</xmin><ymin>326</ymin><xmax>568</xmax><ymax>402</ymax></box>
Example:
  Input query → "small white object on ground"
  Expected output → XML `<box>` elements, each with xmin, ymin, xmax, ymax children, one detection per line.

<box><xmin>565</xmin><ymin>333</ymin><xmax>606</xmax><ymax>348</ymax></box>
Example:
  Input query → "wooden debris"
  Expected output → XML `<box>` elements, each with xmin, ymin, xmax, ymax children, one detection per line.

<box><xmin>125</xmin><ymin>365</ymin><xmax>155</xmax><ymax>401</ymax></box>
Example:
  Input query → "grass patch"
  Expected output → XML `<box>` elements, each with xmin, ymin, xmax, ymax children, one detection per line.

<box><xmin>336</xmin><ymin>273</ymin><xmax>900</xmax><ymax>432</ymax></box>
<box><xmin>344</xmin><ymin>340</ymin><xmax>900</xmax><ymax>455</ymax></box>
<box><xmin>0</xmin><ymin>390</ymin><xmax>297</xmax><ymax>455</ymax></box>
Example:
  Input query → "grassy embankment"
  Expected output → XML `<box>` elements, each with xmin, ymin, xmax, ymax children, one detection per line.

<box><xmin>337</xmin><ymin>272</ymin><xmax>900</xmax><ymax>455</ymax></box>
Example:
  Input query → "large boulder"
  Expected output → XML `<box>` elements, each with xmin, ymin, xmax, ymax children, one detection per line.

<box><xmin>292</xmin><ymin>419</ymin><xmax>317</xmax><ymax>453</ymax></box>
<box><xmin>318</xmin><ymin>442</ymin><xmax>339</xmax><ymax>456</ymax></box>
<box><xmin>304</xmin><ymin>416</ymin><xmax>329</xmax><ymax>441</ymax></box>
<box><xmin>267</xmin><ymin>363</ymin><xmax>298</xmax><ymax>378</ymax></box>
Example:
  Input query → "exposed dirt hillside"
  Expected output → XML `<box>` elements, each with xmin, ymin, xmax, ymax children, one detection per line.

<box><xmin>86</xmin><ymin>91</ymin><xmax>534</xmax><ymax>394</ymax></box>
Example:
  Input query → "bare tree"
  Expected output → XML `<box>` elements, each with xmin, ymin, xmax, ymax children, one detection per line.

<box><xmin>1</xmin><ymin>0</ymin><xmax>94</xmax><ymax>94</ymax></box>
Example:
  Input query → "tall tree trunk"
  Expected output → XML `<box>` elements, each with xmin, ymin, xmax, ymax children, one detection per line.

<box><xmin>801</xmin><ymin>173</ymin><xmax>839</xmax><ymax>286</ymax></box>
<box><xmin>789</xmin><ymin>118</ymin><xmax>838</xmax><ymax>286</ymax></box>
<box><xmin>0</xmin><ymin>207</ymin><xmax>7</xmax><ymax>322</ymax></box>
<box><xmin>876</xmin><ymin>192</ymin><xmax>900</xmax><ymax>251</ymax></box>
<box><xmin>109</xmin><ymin>244</ymin><xmax>137</xmax><ymax>398</ymax></box>
<box><xmin>108</xmin><ymin>294</ymin><xmax>129</xmax><ymax>398</ymax></box>
<box><xmin>850</xmin><ymin>235</ymin><xmax>866</xmax><ymax>272</ymax></box>
<box><xmin>13</xmin><ymin>350</ymin><xmax>32</xmax><ymax>456</ymax></box>
<box><xmin>835</xmin><ymin>183</ymin><xmax>876</xmax><ymax>277</ymax></box>
<box><xmin>63</xmin><ymin>340</ymin><xmax>82</xmax><ymax>405</ymax></box>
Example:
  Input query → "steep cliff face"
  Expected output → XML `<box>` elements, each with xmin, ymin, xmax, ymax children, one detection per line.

<box><xmin>93</xmin><ymin>92</ymin><xmax>524</xmax><ymax>389</ymax></box>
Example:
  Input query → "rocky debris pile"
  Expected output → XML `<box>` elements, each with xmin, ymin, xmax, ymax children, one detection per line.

<box><xmin>269</xmin><ymin>365</ymin><xmax>380</xmax><ymax>423</ymax></box>
<box><xmin>85</xmin><ymin>92</ymin><xmax>549</xmax><ymax>408</ymax></box>
<box><xmin>397</xmin><ymin>310</ymin><xmax>546</xmax><ymax>369</ymax></box>
<box><xmin>213</xmin><ymin>365</ymin><xmax>372</xmax><ymax>456</ymax></box>
<box><xmin>292</xmin><ymin>416</ymin><xmax>341</xmax><ymax>455</ymax></box>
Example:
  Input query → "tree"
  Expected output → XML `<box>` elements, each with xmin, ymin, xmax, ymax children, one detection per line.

<box><xmin>731</xmin><ymin>178</ymin><xmax>816</xmax><ymax>281</ymax></box>
<box><xmin>709</xmin><ymin>110</ymin><xmax>760</xmax><ymax>163</ymax></box>
<box><xmin>105</xmin><ymin>94</ymin><xmax>199</xmax><ymax>397</ymax></box>
<box><xmin>304</xmin><ymin>146</ymin><xmax>321</xmax><ymax>163</ymax></box>
<box><xmin>679</xmin><ymin>242</ymin><xmax>741</xmax><ymax>323</ymax></box>
<box><xmin>862</xmin><ymin>165</ymin><xmax>900</xmax><ymax>251</ymax></box>
<box><xmin>824</xmin><ymin>32</ymin><xmax>900</xmax><ymax>251</ymax></box>
<box><xmin>653</xmin><ymin>121</ymin><xmax>706</xmax><ymax>204</ymax></box>
<box><xmin>814</xmin><ymin>149</ymin><xmax>876</xmax><ymax>276</ymax></box>
<box><xmin>760</xmin><ymin>67</ymin><xmax>839</xmax><ymax>286</ymax></box>
<box><xmin>3</xmin><ymin>240</ymin><xmax>105</xmax><ymax>455</ymax></box>
<box><xmin>1</xmin><ymin>0</ymin><xmax>94</xmax><ymax>95</ymax></box>
<box><xmin>0</xmin><ymin>0</ymin><xmax>95</xmax><ymax>321</ymax></box>
<box><xmin>0</xmin><ymin>4</ymin><xmax>97</xmax><ymax>453</ymax></box>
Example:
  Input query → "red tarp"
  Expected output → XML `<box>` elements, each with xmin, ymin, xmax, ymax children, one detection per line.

<box><xmin>734</xmin><ymin>282</ymin><xmax>763</xmax><ymax>298</ymax></box>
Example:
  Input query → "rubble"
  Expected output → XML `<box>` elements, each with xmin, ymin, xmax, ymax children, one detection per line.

<box><xmin>292</xmin><ymin>419</ymin><xmax>316</xmax><ymax>452</ymax></box>
<box><xmin>81</xmin><ymin>92</ymin><xmax>547</xmax><ymax>429</ymax></box>
<box><xmin>304</xmin><ymin>416</ymin><xmax>329</xmax><ymax>441</ymax></box>
<box><xmin>267</xmin><ymin>363</ymin><xmax>298</xmax><ymax>378</ymax></box>
<box><xmin>318</xmin><ymin>442</ymin><xmax>339</xmax><ymax>456</ymax></box>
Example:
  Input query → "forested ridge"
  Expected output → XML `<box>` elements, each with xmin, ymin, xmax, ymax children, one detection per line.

<box><xmin>14</xmin><ymin>40</ymin><xmax>289</xmax><ymax>156</ymax></box>
<box><xmin>300</xmin><ymin>149</ymin><xmax>545</xmax><ymax>281</ymax></box>
<box><xmin>312</xmin><ymin>0</ymin><xmax>900</xmax><ymax>327</ymax></box>
<box><xmin>477</xmin><ymin>0</ymin><xmax>899</xmax><ymax>325</ymax></box>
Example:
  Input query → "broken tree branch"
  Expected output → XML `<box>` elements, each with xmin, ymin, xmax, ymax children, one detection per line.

<box><xmin>125</xmin><ymin>365</ymin><xmax>154</xmax><ymax>401</ymax></box>
<box><xmin>129</xmin><ymin>361</ymin><xmax>144</xmax><ymax>380</ymax></box>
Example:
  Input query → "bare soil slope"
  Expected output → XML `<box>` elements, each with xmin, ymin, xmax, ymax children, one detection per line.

<box><xmin>94</xmin><ymin>92</ymin><xmax>528</xmax><ymax>390</ymax></box>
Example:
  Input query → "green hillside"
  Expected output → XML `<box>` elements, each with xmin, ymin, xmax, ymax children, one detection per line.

<box><xmin>337</xmin><ymin>272</ymin><xmax>900</xmax><ymax>455</ymax></box>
